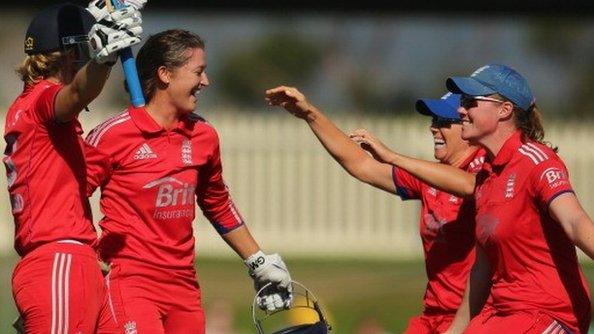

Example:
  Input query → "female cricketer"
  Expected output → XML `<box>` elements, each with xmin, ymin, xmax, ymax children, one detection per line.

<box><xmin>351</xmin><ymin>64</ymin><xmax>594</xmax><ymax>334</ymax></box>
<box><xmin>266</xmin><ymin>86</ymin><xmax>486</xmax><ymax>333</ymax></box>
<box><xmin>85</xmin><ymin>29</ymin><xmax>292</xmax><ymax>333</ymax></box>
<box><xmin>4</xmin><ymin>2</ymin><xmax>142</xmax><ymax>333</ymax></box>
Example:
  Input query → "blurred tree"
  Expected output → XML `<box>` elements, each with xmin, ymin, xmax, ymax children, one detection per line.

<box><xmin>527</xmin><ymin>19</ymin><xmax>594</xmax><ymax>118</ymax></box>
<box><xmin>217</xmin><ymin>32</ymin><xmax>323</xmax><ymax>109</ymax></box>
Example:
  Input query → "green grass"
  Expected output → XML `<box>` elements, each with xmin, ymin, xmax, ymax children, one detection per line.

<box><xmin>2</xmin><ymin>256</ymin><xmax>594</xmax><ymax>333</ymax></box>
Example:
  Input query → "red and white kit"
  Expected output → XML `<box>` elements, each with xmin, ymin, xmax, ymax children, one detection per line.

<box><xmin>4</xmin><ymin>80</ymin><xmax>117</xmax><ymax>333</ymax></box>
<box><xmin>86</xmin><ymin>106</ymin><xmax>245</xmax><ymax>333</ymax></box>
<box><xmin>393</xmin><ymin>148</ymin><xmax>486</xmax><ymax>334</ymax></box>
<box><xmin>466</xmin><ymin>131</ymin><xmax>591</xmax><ymax>334</ymax></box>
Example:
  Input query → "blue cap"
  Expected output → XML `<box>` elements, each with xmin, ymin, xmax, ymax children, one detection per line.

<box><xmin>415</xmin><ymin>92</ymin><xmax>461</xmax><ymax>120</ymax></box>
<box><xmin>446</xmin><ymin>64</ymin><xmax>535</xmax><ymax>111</ymax></box>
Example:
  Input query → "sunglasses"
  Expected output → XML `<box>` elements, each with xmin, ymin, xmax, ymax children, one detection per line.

<box><xmin>460</xmin><ymin>95</ymin><xmax>506</xmax><ymax>109</ymax></box>
<box><xmin>431</xmin><ymin>116</ymin><xmax>462</xmax><ymax>128</ymax></box>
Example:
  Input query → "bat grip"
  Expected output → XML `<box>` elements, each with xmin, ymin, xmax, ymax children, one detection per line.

<box><xmin>112</xmin><ymin>0</ymin><xmax>145</xmax><ymax>107</ymax></box>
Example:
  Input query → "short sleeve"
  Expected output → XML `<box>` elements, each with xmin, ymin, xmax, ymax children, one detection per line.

<box><xmin>84</xmin><ymin>125</ymin><xmax>117</xmax><ymax>196</ymax></box>
<box><xmin>392</xmin><ymin>166</ymin><xmax>423</xmax><ymax>200</ymax></box>
<box><xmin>530</xmin><ymin>158</ymin><xmax>574</xmax><ymax>208</ymax></box>
<box><xmin>32</xmin><ymin>84</ymin><xmax>62</xmax><ymax>124</ymax></box>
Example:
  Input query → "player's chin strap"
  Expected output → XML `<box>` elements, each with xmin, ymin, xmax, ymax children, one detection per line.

<box><xmin>252</xmin><ymin>280</ymin><xmax>331</xmax><ymax>334</ymax></box>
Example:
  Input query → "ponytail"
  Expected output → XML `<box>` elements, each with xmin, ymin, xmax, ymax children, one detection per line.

<box><xmin>16</xmin><ymin>50</ymin><xmax>67</xmax><ymax>86</ymax></box>
<box><xmin>512</xmin><ymin>103</ymin><xmax>558</xmax><ymax>152</ymax></box>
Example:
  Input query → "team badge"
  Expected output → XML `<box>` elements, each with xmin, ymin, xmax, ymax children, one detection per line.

<box><xmin>505</xmin><ymin>173</ymin><xmax>516</xmax><ymax>199</ymax></box>
<box><xmin>25</xmin><ymin>37</ymin><xmax>34</xmax><ymax>51</ymax></box>
<box><xmin>124</xmin><ymin>321</ymin><xmax>137</xmax><ymax>334</ymax></box>
<box><xmin>181</xmin><ymin>139</ymin><xmax>192</xmax><ymax>165</ymax></box>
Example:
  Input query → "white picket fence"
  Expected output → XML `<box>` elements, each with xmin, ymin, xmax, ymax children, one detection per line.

<box><xmin>1</xmin><ymin>110</ymin><xmax>593</xmax><ymax>259</ymax></box>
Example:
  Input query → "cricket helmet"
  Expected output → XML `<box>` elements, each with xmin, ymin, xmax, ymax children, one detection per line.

<box><xmin>25</xmin><ymin>3</ymin><xmax>95</xmax><ymax>56</ymax></box>
<box><xmin>253</xmin><ymin>281</ymin><xmax>331</xmax><ymax>334</ymax></box>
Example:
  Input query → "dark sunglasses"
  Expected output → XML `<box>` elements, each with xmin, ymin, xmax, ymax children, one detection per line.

<box><xmin>460</xmin><ymin>95</ymin><xmax>506</xmax><ymax>109</ymax></box>
<box><xmin>431</xmin><ymin>117</ymin><xmax>462</xmax><ymax>128</ymax></box>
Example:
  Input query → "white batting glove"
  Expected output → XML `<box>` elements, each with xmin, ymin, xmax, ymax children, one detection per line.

<box><xmin>87</xmin><ymin>0</ymin><xmax>147</xmax><ymax>21</ymax></box>
<box><xmin>88</xmin><ymin>7</ymin><xmax>143</xmax><ymax>65</ymax></box>
<box><xmin>245</xmin><ymin>251</ymin><xmax>293</xmax><ymax>312</ymax></box>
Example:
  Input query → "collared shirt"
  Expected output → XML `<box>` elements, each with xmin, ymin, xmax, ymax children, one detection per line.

<box><xmin>4</xmin><ymin>80</ymin><xmax>97</xmax><ymax>256</ymax></box>
<box><xmin>85</xmin><ymin>106</ymin><xmax>244</xmax><ymax>271</ymax></box>
<box><xmin>393</xmin><ymin>148</ymin><xmax>486</xmax><ymax>314</ymax></box>
<box><xmin>474</xmin><ymin>130</ymin><xmax>590</xmax><ymax>333</ymax></box>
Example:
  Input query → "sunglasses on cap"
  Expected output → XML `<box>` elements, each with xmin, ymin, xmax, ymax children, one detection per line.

<box><xmin>460</xmin><ymin>95</ymin><xmax>506</xmax><ymax>109</ymax></box>
<box><xmin>431</xmin><ymin>116</ymin><xmax>462</xmax><ymax>128</ymax></box>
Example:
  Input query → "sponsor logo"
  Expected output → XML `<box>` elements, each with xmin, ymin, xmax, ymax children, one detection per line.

<box><xmin>124</xmin><ymin>321</ymin><xmax>137</xmax><ymax>334</ymax></box>
<box><xmin>134</xmin><ymin>143</ymin><xmax>157</xmax><ymax>160</ymax></box>
<box><xmin>505</xmin><ymin>173</ymin><xmax>516</xmax><ymax>199</ymax></box>
<box><xmin>143</xmin><ymin>177</ymin><xmax>195</xmax><ymax>220</ymax></box>
<box><xmin>248</xmin><ymin>256</ymin><xmax>266</xmax><ymax>270</ymax></box>
<box><xmin>540</xmin><ymin>167</ymin><xmax>568</xmax><ymax>189</ymax></box>
<box><xmin>471</xmin><ymin>65</ymin><xmax>490</xmax><ymax>77</ymax></box>
<box><xmin>181</xmin><ymin>139</ymin><xmax>192</xmax><ymax>165</ymax></box>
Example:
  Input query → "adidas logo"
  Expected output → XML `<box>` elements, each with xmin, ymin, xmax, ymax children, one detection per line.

<box><xmin>134</xmin><ymin>143</ymin><xmax>157</xmax><ymax>160</ymax></box>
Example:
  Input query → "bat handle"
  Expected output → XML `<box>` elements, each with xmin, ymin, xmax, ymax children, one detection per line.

<box><xmin>119</xmin><ymin>49</ymin><xmax>145</xmax><ymax>107</ymax></box>
<box><xmin>112</xmin><ymin>0</ymin><xmax>145</xmax><ymax>107</ymax></box>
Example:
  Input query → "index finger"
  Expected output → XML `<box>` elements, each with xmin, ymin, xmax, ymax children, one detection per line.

<box><xmin>265</xmin><ymin>86</ymin><xmax>290</xmax><ymax>95</ymax></box>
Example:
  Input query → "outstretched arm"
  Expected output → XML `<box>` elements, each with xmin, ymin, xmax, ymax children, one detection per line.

<box><xmin>349</xmin><ymin>129</ymin><xmax>476</xmax><ymax>198</ymax></box>
<box><xmin>266</xmin><ymin>86</ymin><xmax>395</xmax><ymax>193</ymax></box>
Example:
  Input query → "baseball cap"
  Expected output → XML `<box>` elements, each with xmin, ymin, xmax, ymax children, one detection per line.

<box><xmin>446</xmin><ymin>64</ymin><xmax>535</xmax><ymax>111</ymax></box>
<box><xmin>415</xmin><ymin>92</ymin><xmax>461</xmax><ymax>120</ymax></box>
<box><xmin>25</xmin><ymin>3</ymin><xmax>95</xmax><ymax>55</ymax></box>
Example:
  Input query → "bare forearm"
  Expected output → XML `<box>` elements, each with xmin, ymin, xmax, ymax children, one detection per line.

<box><xmin>73</xmin><ymin>60</ymin><xmax>111</xmax><ymax>103</ymax></box>
<box><xmin>447</xmin><ymin>247</ymin><xmax>492</xmax><ymax>333</ymax></box>
<box><xmin>56</xmin><ymin>60</ymin><xmax>112</xmax><ymax>121</ymax></box>
<box><xmin>220</xmin><ymin>225</ymin><xmax>261</xmax><ymax>260</ymax></box>
<box><xmin>549</xmin><ymin>194</ymin><xmax>594</xmax><ymax>260</ymax></box>
<box><xmin>447</xmin><ymin>282</ymin><xmax>471</xmax><ymax>334</ymax></box>
<box><xmin>571</xmin><ymin>215</ymin><xmax>594</xmax><ymax>260</ymax></box>
<box><xmin>385</xmin><ymin>153</ymin><xmax>475</xmax><ymax>197</ymax></box>
<box><xmin>305</xmin><ymin>108</ymin><xmax>374</xmax><ymax>179</ymax></box>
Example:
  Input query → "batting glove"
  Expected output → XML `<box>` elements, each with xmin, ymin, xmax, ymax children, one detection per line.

<box><xmin>88</xmin><ymin>6</ymin><xmax>143</xmax><ymax>65</ymax></box>
<box><xmin>87</xmin><ymin>0</ymin><xmax>147</xmax><ymax>21</ymax></box>
<box><xmin>245</xmin><ymin>251</ymin><xmax>293</xmax><ymax>312</ymax></box>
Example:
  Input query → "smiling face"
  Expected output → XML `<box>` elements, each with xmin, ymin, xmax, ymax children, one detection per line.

<box><xmin>166</xmin><ymin>47</ymin><xmax>209</xmax><ymax>114</ymax></box>
<box><xmin>430</xmin><ymin>118</ymin><xmax>468</xmax><ymax>164</ymax></box>
<box><xmin>458</xmin><ymin>95</ymin><xmax>507</xmax><ymax>144</ymax></box>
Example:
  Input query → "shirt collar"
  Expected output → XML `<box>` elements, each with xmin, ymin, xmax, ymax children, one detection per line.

<box><xmin>491</xmin><ymin>130</ymin><xmax>523</xmax><ymax>168</ymax></box>
<box><xmin>176</xmin><ymin>114</ymin><xmax>196</xmax><ymax>137</ymax></box>
<box><xmin>128</xmin><ymin>106</ymin><xmax>195</xmax><ymax>136</ymax></box>
<box><xmin>459</xmin><ymin>147</ymin><xmax>486</xmax><ymax>170</ymax></box>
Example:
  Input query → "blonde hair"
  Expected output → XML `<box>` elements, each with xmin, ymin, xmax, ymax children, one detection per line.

<box><xmin>16</xmin><ymin>50</ymin><xmax>68</xmax><ymax>86</ymax></box>
<box><xmin>494</xmin><ymin>94</ymin><xmax>558</xmax><ymax>152</ymax></box>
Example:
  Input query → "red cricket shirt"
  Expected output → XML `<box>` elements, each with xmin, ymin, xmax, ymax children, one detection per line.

<box><xmin>85</xmin><ymin>106</ymin><xmax>244</xmax><ymax>271</ymax></box>
<box><xmin>4</xmin><ymin>80</ymin><xmax>97</xmax><ymax>256</ymax></box>
<box><xmin>474</xmin><ymin>130</ymin><xmax>590</xmax><ymax>333</ymax></box>
<box><xmin>393</xmin><ymin>148</ymin><xmax>486</xmax><ymax>314</ymax></box>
